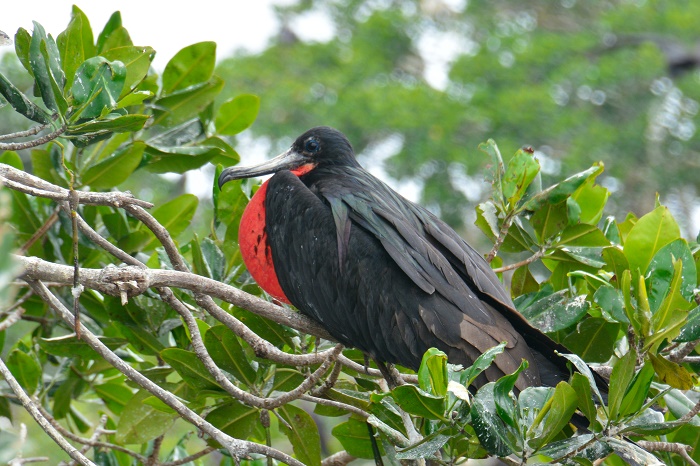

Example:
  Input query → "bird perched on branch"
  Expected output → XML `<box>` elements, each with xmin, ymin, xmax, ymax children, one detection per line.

<box><xmin>219</xmin><ymin>126</ymin><xmax>573</xmax><ymax>391</ymax></box>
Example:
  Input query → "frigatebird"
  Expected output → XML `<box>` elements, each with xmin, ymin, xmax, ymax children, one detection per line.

<box><xmin>218</xmin><ymin>126</ymin><xmax>573</xmax><ymax>391</ymax></box>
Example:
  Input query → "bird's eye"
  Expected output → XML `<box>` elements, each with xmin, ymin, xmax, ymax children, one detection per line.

<box><xmin>304</xmin><ymin>138</ymin><xmax>320</xmax><ymax>153</ymax></box>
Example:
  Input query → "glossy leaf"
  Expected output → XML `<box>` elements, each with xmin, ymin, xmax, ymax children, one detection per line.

<box><xmin>502</xmin><ymin>148</ymin><xmax>540</xmax><ymax>207</ymax></box>
<box><xmin>417</xmin><ymin>347</ymin><xmax>448</xmax><ymax>397</ymax></box>
<box><xmin>153</xmin><ymin>77</ymin><xmax>224</xmax><ymax>127</ymax></box>
<box><xmin>521</xmin><ymin>163</ymin><xmax>604</xmax><ymax>212</ymax></box>
<box><xmin>618</xmin><ymin>363</ymin><xmax>655</xmax><ymax>418</ymax></box>
<box><xmin>460</xmin><ymin>342</ymin><xmax>506</xmax><ymax>387</ymax></box>
<box><xmin>479</xmin><ymin>139</ymin><xmax>504</xmax><ymax>204</ymax></box>
<box><xmin>102</xmin><ymin>46</ymin><xmax>155</xmax><ymax>97</ymax></box>
<box><xmin>647</xmin><ymin>239</ymin><xmax>697</xmax><ymax>311</ymax></box>
<box><xmin>277</xmin><ymin>404</ymin><xmax>322</xmax><ymax>466</ymax></box>
<box><xmin>570</xmin><ymin>177</ymin><xmax>609</xmax><ymax>225</ymax></box>
<box><xmin>608</xmin><ymin>349</ymin><xmax>636</xmax><ymax>421</ymax></box>
<box><xmin>510</xmin><ymin>265</ymin><xmax>539</xmax><ymax>298</ymax></box>
<box><xmin>528</xmin><ymin>381</ymin><xmax>578</xmax><ymax>451</ymax></box>
<box><xmin>93</xmin><ymin>381</ymin><xmax>133</xmax><ymax>415</ymax></box>
<box><xmin>71</xmin><ymin>56</ymin><xmax>127</xmax><ymax>119</ymax></box>
<box><xmin>470</xmin><ymin>382</ymin><xmax>517</xmax><ymax>456</ymax></box>
<box><xmin>160</xmin><ymin>348</ymin><xmax>220</xmax><ymax>390</ymax></box>
<box><xmin>215</xmin><ymin>94</ymin><xmax>260</xmax><ymax>135</ymax></box>
<box><xmin>570</xmin><ymin>373</ymin><xmax>597</xmax><ymax>426</ymax></box>
<box><xmin>162</xmin><ymin>41</ymin><xmax>216</xmax><ymax>95</ymax></box>
<box><xmin>0</xmin><ymin>71</ymin><xmax>51</xmax><ymax>123</ymax></box>
<box><xmin>521</xmin><ymin>290</ymin><xmax>589</xmax><ymax>333</ymax></box>
<box><xmin>56</xmin><ymin>5</ymin><xmax>95</xmax><ymax>89</ymax></box>
<box><xmin>7</xmin><ymin>350</ymin><xmax>41</xmax><ymax>394</ymax></box>
<box><xmin>29</xmin><ymin>22</ymin><xmax>59</xmax><ymax>112</ymax></box>
<box><xmin>493</xmin><ymin>361</ymin><xmax>526</xmax><ymax>429</ymax></box>
<box><xmin>332</xmin><ymin>418</ymin><xmax>378</xmax><ymax>459</ymax></box>
<box><xmin>676</xmin><ymin>306</ymin><xmax>700</xmax><ymax>342</ymax></box>
<box><xmin>205</xmin><ymin>401</ymin><xmax>259</xmax><ymax>442</ymax></box>
<box><xmin>116</xmin><ymin>390</ymin><xmax>177</xmax><ymax>444</ymax></box>
<box><xmin>391</xmin><ymin>384</ymin><xmax>446</xmax><ymax>420</ymax></box>
<box><xmin>624</xmin><ymin>205</ymin><xmax>681</xmax><ymax>275</ymax></box>
<box><xmin>81</xmin><ymin>141</ymin><xmax>145</xmax><ymax>188</ymax></box>
<box><xmin>96</xmin><ymin>11</ymin><xmax>122</xmax><ymax>53</ymax></box>
<box><xmin>114</xmin><ymin>321</ymin><xmax>165</xmax><ymax>356</ymax></box>
<box><xmin>204</xmin><ymin>325</ymin><xmax>257</xmax><ymax>387</ymax></box>
<box><xmin>562</xmin><ymin>318</ymin><xmax>620</xmax><ymax>363</ymax></box>
<box><xmin>594</xmin><ymin>286</ymin><xmax>628</xmax><ymax>324</ymax></box>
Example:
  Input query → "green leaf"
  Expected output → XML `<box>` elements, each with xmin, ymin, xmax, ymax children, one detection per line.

<box><xmin>528</xmin><ymin>381</ymin><xmax>578</xmax><ymax>451</ymax></box>
<box><xmin>153</xmin><ymin>77</ymin><xmax>224</xmax><ymax>127</ymax></box>
<box><xmin>114</xmin><ymin>321</ymin><xmax>165</xmax><ymax>356</ymax></box>
<box><xmin>521</xmin><ymin>163</ymin><xmax>604</xmax><ymax>212</ymax></box>
<box><xmin>29</xmin><ymin>22</ymin><xmax>59</xmax><ymax>112</ymax></box>
<box><xmin>162</xmin><ymin>41</ymin><xmax>216</xmax><ymax>95</ymax></box>
<box><xmin>121</xmin><ymin>194</ymin><xmax>198</xmax><ymax>252</ymax></box>
<box><xmin>205</xmin><ymin>401</ymin><xmax>259</xmax><ymax>442</ymax></box>
<box><xmin>530</xmin><ymin>201</ymin><xmax>567</xmax><ymax>242</ymax></box>
<box><xmin>68</xmin><ymin>113</ymin><xmax>150</xmax><ymax>135</ymax></box>
<box><xmin>608</xmin><ymin>349</ymin><xmax>636</xmax><ymax>421</ymax></box>
<box><xmin>676</xmin><ymin>306</ymin><xmax>700</xmax><ymax>342</ymax></box>
<box><xmin>647</xmin><ymin>239</ymin><xmax>697</xmax><ymax>311</ymax></box>
<box><xmin>645</xmin><ymin>259</ymin><xmax>692</xmax><ymax>352</ymax></box>
<box><xmin>102</xmin><ymin>46</ymin><xmax>155</xmax><ymax>97</ymax></box>
<box><xmin>539</xmin><ymin>433</ymin><xmax>596</xmax><ymax>462</ymax></box>
<box><xmin>521</xmin><ymin>290</ymin><xmax>589</xmax><ymax>333</ymax></box>
<box><xmin>479</xmin><ymin>139</ymin><xmax>505</xmax><ymax>205</ymax></box>
<box><xmin>71</xmin><ymin>57</ymin><xmax>127</xmax><ymax>119</ymax></box>
<box><xmin>461</xmin><ymin>342</ymin><xmax>506</xmax><ymax>387</ymax></box>
<box><xmin>116</xmin><ymin>389</ymin><xmax>177</xmax><ymax>444</ymax></box>
<box><xmin>558</xmin><ymin>224</ymin><xmax>611</xmax><ymax>247</ymax></box>
<box><xmin>570</xmin><ymin>373</ymin><xmax>597</xmax><ymax>426</ymax></box>
<box><xmin>502</xmin><ymin>149</ymin><xmax>540</xmax><ymax>207</ymax></box>
<box><xmin>493</xmin><ymin>360</ymin><xmax>526</xmax><ymax>429</ymax></box>
<box><xmin>277</xmin><ymin>404</ymin><xmax>322</xmax><ymax>466</ymax></box>
<box><xmin>470</xmin><ymin>382</ymin><xmax>517</xmax><ymax>456</ymax></box>
<box><xmin>38</xmin><ymin>334</ymin><xmax>127</xmax><ymax>359</ymax></box>
<box><xmin>594</xmin><ymin>286</ymin><xmax>628</xmax><ymax>324</ymax></box>
<box><xmin>648</xmin><ymin>353</ymin><xmax>694</xmax><ymax>390</ymax></box>
<box><xmin>417</xmin><ymin>348</ymin><xmax>448</xmax><ymax>397</ymax></box>
<box><xmin>562</xmin><ymin>318</ymin><xmax>620</xmax><ymax>363</ymax></box>
<box><xmin>396</xmin><ymin>432</ymin><xmax>450</xmax><ymax>460</ymax></box>
<box><xmin>7</xmin><ymin>350</ymin><xmax>41</xmax><ymax>394</ymax></box>
<box><xmin>204</xmin><ymin>325</ymin><xmax>257</xmax><ymax>387</ymax></box>
<box><xmin>81</xmin><ymin>141</ymin><xmax>145</xmax><ymax>188</ymax></box>
<box><xmin>391</xmin><ymin>384</ymin><xmax>446</xmax><ymax>420</ymax></box>
<box><xmin>215</xmin><ymin>94</ymin><xmax>260</xmax><ymax>135</ymax></box>
<box><xmin>14</xmin><ymin>28</ymin><xmax>32</xmax><ymax>75</ymax></box>
<box><xmin>332</xmin><ymin>418</ymin><xmax>378</xmax><ymax>459</ymax></box>
<box><xmin>623</xmin><ymin>205</ymin><xmax>681</xmax><ymax>276</ymax></box>
<box><xmin>57</xmin><ymin>5</ymin><xmax>95</xmax><ymax>90</ymax></box>
<box><xmin>93</xmin><ymin>381</ymin><xmax>133</xmax><ymax>415</ymax></box>
<box><xmin>618</xmin><ymin>363</ymin><xmax>654</xmax><ymax>418</ymax></box>
<box><xmin>571</xmin><ymin>177</ymin><xmax>609</xmax><ymax>225</ymax></box>
<box><xmin>559</xmin><ymin>353</ymin><xmax>606</xmax><ymax>407</ymax></box>
<box><xmin>96</xmin><ymin>11</ymin><xmax>122</xmax><ymax>53</ymax></box>
<box><xmin>511</xmin><ymin>265</ymin><xmax>539</xmax><ymax>298</ymax></box>
<box><xmin>475</xmin><ymin>201</ymin><xmax>499</xmax><ymax>241</ymax></box>
<box><xmin>0</xmin><ymin>71</ymin><xmax>51</xmax><ymax>123</ymax></box>
<box><xmin>160</xmin><ymin>348</ymin><xmax>220</xmax><ymax>391</ymax></box>
<box><xmin>602</xmin><ymin>246</ymin><xmax>629</xmax><ymax>287</ymax></box>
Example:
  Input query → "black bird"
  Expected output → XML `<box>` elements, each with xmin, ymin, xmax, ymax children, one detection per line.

<box><xmin>218</xmin><ymin>126</ymin><xmax>572</xmax><ymax>391</ymax></box>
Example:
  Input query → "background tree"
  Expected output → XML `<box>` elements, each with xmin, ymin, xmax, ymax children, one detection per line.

<box><xmin>217</xmin><ymin>0</ymin><xmax>700</xmax><ymax>234</ymax></box>
<box><xmin>0</xmin><ymin>4</ymin><xmax>699</xmax><ymax>466</ymax></box>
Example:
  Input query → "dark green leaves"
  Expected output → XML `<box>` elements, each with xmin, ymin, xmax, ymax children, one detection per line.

<box><xmin>162</xmin><ymin>41</ymin><xmax>216</xmax><ymax>95</ymax></box>
<box><xmin>215</xmin><ymin>94</ymin><xmax>260</xmax><ymax>135</ymax></box>
<box><xmin>71</xmin><ymin>56</ymin><xmax>126</xmax><ymax>119</ymax></box>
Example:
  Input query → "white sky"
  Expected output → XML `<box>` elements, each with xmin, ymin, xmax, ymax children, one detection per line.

<box><xmin>1</xmin><ymin>1</ymin><xmax>291</xmax><ymax>68</ymax></box>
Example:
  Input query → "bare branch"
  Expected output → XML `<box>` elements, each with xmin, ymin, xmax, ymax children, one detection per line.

<box><xmin>0</xmin><ymin>306</ymin><xmax>26</xmax><ymax>331</ymax></box>
<box><xmin>486</xmin><ymin>212</ymin><xmax>515</xmax><ymax>263</ymax></box>
<box><xmin>636</xmin><ymin>441</ymin><xmax>697</xmax><ymax>466</ymax></box>
<box><xmin>0</xmin><ymin>163</ymin><xmax>153</xmax><ymax>209</ymax></box>
<box><xmin>668</xmin><ymin>339</ymin><xmax>700</xmax><ymax>362</ymax></box>
<box><xmin>492</xmin><ymin>248</ymin><xmax>545</xmax><ymax>273</ymax></box>
<box><xmin>300</xmin><ymin>394</ymin><xmax>370</xmax><ymax>419</ymax></box>
<box><xmin>27</xmin><ymin>279</ymin><xmax>306</xmax><ymax>466</ymax></box>
<box><xmin>322</xmin><ymin>451</ymin><xmax>356</xmax><ymax>466</ymax></box>
<box><xmin>161</xmin><ymin>447</ymin><xmax>217</xmax><ymax>466</ymax></box>
<box><xmin>0</xmin><ymin>122</ymin><xmax>50</xmax><ymax>141</ymax></box>
<box><xmin>0</xmin><ymin>123</ymin><xmax>66</xmax><ymax>150</ymax></box>
<box><xmin>0</xmin><ymin>356</ymin><xmax>95</xmax><ymax>465</ymax></box>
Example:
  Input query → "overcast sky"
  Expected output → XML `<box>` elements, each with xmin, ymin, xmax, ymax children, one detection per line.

<box><xmin>1</xmin><ymin>1</ymin><xmax>299</xmax><ymax>67</ymax></box>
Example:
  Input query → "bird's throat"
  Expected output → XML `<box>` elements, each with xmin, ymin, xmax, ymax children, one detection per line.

<box><xmin>239</xmin><ymin>180</ymin><xmax>291</xmax><ymax>304</ymax></box>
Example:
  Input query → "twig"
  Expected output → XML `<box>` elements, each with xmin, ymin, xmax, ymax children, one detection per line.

<box><xmin>35</xmin><ymin>405</ymin><xmax>146</xmax><ymax>463</ymax></box>
<box><xmin>678</xmin><ymin>397</ymin><xmax>700</xmax><ymax>424</ymax></box>
<box><xmin>0</xmin><ymin>123</ymin><xmax>66</xmax><ymax>150</ymax></box>
<box><xmin>27</xmin><ymin>279</ymin><xmax>305</xmax><ymax>466</ymax></box>
<box><xmin>636</xmin><ymin>441</ymin><xmax>697</xmax><ymax>466</ymax></box>
<box><xmin>145</xmin><ymin>435</ymin><xmax>164</xmax><ymax>466</ymax></box>
<box><xmin>65</xmin><ymin>415</ymin><xmax>109</xmax><ymax>466</ymax></box>
<box><xmin>8</xmin><ymin>458</ymin><xmax>50</xmax><ymax>466</ymax></box>
<box><xmin>160</xmin><ymin>447</ymin><xmax>217</xmax><ymax>466</ymax></box>
<box><xmin>301</xmin><ymin>394</ymin><xmax>370</xmax><ymax>419</ymax></box>
<box><xmin>668</xmin><ymin>339</ymin><xmax>700</xmax><ymax>362</ymax></box>
<box><xmin>492</xmin><ymin>248</ymin><xmax>545</xmax><ymax>273</ymax></box>
<box><xmin>0</xmin><ymin>307</ymin><xmax>26</xmax><ymax>331</ymax></box>
<box><xmin>486</xmin><ymin>212</ymin><xmax>515</xmax><ymax>263</ymax></box>
<box><xmin>18</xmin><ymin>207</ymin><xmax>60</xmax><ymax>254</ymax></box>
<box><xmin>322</xmin><ymin>451</ymin><xmax>356</xmax><ymax>466</ymax></box>
<box><xmin>0</xmin><ymin>355</ymin><xmax>95</xmax><ymax>465</ymax></box>
<box><xmin>0</xmin><ymin>123</ymin><xmax>50</xmax><ymax>141</ymax></box>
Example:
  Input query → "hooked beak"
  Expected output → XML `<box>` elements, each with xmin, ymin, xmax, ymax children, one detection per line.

<box><xmin>218</xmin><ymin>149</ymin><xmax>308</xmax><ymax>189</ymax></box>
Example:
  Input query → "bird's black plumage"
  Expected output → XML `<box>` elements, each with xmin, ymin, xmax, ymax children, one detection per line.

<box><xmin>219</xmin><ymin>126</ymin><xmax>573</xmax><ymax>391</ymax></box>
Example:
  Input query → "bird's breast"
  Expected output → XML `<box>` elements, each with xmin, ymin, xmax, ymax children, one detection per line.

<box><xmin>238</xmin><ymin>180</ymin><xmax>291</xmax><ymax>304</ymax></box>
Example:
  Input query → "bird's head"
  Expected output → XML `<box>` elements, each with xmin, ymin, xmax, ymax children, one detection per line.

<box><xmin>218</xmin><ymin>126</ymin><xmax>358</xmax><ymax>188</ymax></box>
